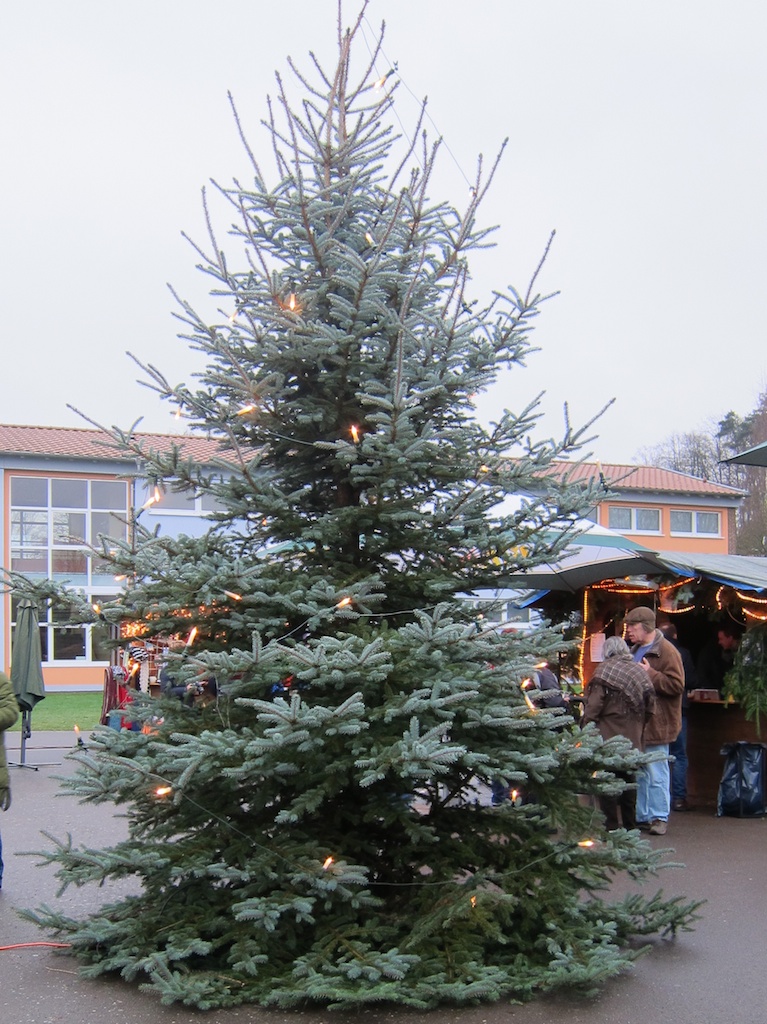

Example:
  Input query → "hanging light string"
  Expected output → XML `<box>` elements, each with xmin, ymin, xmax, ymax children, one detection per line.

<box><xmin>78</xmin><ymin>751</ymin><xmax>592</xmax><ymax>894</ymax></box>
<box><xmin>358</xmin><ymin>16</ymin><xmax>475</xmax><ymax>192</ymax></box>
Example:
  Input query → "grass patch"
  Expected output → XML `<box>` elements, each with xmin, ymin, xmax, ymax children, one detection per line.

<box><xmin>10</xmin><ymin>691</ymin><xmax>104</xmax><ymax>732</ymax></box>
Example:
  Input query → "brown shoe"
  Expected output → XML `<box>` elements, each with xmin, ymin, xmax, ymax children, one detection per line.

<box><xmin>649</xmin><ymin>819</ymin><xmax>668</xmax><ymax>835</ymax></box>
<box><xmin>672</xmin><ymin>799</ymin><xmax>689</xmax><ymax>811</ymax></box>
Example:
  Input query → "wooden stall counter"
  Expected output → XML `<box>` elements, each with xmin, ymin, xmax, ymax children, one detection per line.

<box><xmin>686</xmin><ymin>694</ymin><xmax>764</xmax><ymax>809</ymax></box>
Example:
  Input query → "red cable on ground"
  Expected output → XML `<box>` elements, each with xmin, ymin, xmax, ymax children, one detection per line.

<box><xmin>0</xmin><ymin>941</ymin><xmax>72</xmax><ymax>950</ymax></box>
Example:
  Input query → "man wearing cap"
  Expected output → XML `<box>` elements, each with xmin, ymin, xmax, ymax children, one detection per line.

<box><xmin>624</xmin><ymin>606</ymin><xmax>684</xmax><ymax>836</ymax></box>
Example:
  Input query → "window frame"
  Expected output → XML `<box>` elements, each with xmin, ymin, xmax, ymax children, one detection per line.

<box><xmin>9</xmin><ymin>474</ymin><xmax>128</xmax><ymax>666</ymax></box>
<box><xmin>669</xmin><ymin>508</ymin><xmax>722</xmax><ymax>538</ymax></box>
<box><xmin>606</xmin><ymin>504</ymin><xmax>663</xmax><ymax>536</ymax></box>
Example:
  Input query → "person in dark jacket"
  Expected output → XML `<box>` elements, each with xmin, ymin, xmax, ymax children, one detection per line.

<box><xmin>659</xmin><ymin>621</ymin><xmax>696</xmax><ymax>811</ymax></box>
<box><xmin>582</xmin><ymin>636</ymin><xmax>656</xmax><ymax>830</ymax></box>
<box><xmin>625</xmin><ymin>606</ymin><xmax>684</xmax><ymax>836</ymax></box>
<box><xmin>0</xmin><ymin>670</ymin><xmax>20</xmax><ymax>889</ymax></box>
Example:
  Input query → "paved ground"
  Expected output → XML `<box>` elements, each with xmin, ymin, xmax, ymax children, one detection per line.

<box><xmin>3</xmin><ymin>731</ymin><xmax>767</xmax><ymax>1024</ymax></box>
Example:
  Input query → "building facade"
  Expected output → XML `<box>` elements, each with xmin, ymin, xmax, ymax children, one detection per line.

<box><xmin>0</xmin><ymin>424</ymin><xmax>220</xmax><ymax>692</ymax></box>
<box><xmin>548</xmin><ymin>461</ymin><xmax>745</xmax><ymax>554</ymax></box>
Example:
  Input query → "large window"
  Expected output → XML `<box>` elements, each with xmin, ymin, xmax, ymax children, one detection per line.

<box><xmin>10</xmin><ymin>475</ymin><xmax>128</xmax><ymax>664</ymax></box>
<box><xmin>669</xmin><ymin>509</ymin><xmax>721</xmax><ymax>537</ymax></box>
<box><xmin>149</xmin><ymin>483</ymin><xmax>222</xmax><ymax>515</ymax></box>
<box><xmin>607</xmin><ymin>505</ymin><xmax>661</xmax><ymax>534</ymax></box>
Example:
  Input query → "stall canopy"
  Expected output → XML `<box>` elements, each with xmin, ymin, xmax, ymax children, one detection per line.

<box><xmin>654</xmin><ymin>552</ymin><xmax>767</xmax><ymax>592</ymax></box>
<box><xmin>498</xmin><ymin>521</ymin><xmax>668</xmax><ymax>593</ymax></box>
<box><xmin>722</xmin><ymin>439</ymin><xmax>767</xmax><ymax>467</ymax></box>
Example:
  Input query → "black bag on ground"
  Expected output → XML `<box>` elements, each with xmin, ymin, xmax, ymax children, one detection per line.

<box><xmin>717</xmin><ymin>742</ymin><xmax>767</xmax><ymax>818</ymax></box>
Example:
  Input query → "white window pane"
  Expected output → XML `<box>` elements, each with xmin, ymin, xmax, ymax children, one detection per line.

<box><xmin>91</xmin><ymin>480</ymin><xmax>128</xmax><ymax>509</ymax></box>
<box><xmin>670</xmin><ymin>510</ymin><xmax>692</xmax><ymax>533</ymax></box>
<box><xmin>635</xmin><ymin>508</ymin><xmax>660</xmax><ymax>532</ymax></box>
<box><xmin>11</xmin><ymin>476</ymin><xmax>47</xmax><ymax>506</ymax></box>
<box><xmin>53</xmin><ymin>511</ymin><xmax>87</xmax><ymax>544</ymax></box>
<box><xmin>52</xmin><ymin>627</ymin><xmax>86</xmax><ymax>660</ymax></box>
<box><xmin>52</xmin><ymin>478</ymin><xmax>87</xmax><ymax>508</ymax></box>
<box><xmin>696</xmin><ymin>512</ymin><xmax>720</xmax><ymax>535</ymax></box>
<box><xmin>608</xmin><ymin>506</ymin><xmax>632</xmax><ymax>530</ymax></box>
<box><xmin>155</xmin><ymin>489</ymin><xmax>196</xmax><ymax>510</ymax></box>
<box><xmin>11</xmin><ymin>510</ymin><xmax>48</xmax><ymax>545</ymax></box>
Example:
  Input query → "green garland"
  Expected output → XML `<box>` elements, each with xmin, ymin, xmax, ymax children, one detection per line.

<box><xmin>723</xmin><ymin>624</ymin><xmax>767</xmax><ymax>736</ymax></box>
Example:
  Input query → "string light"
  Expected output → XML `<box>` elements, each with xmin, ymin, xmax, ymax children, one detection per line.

<box><xmin>350</xmin><ymin>425</ymin><xmax>360</xmax><ymax>444</ymax></box>
<box><xmin>519</xmin><ymin>679</ymin><xmax>537</xmax><ymax>712</ymax></box>
<box><xmin>577</xmin><ymin>839</ymin><xmax>596</xmax><ymax>848</ymax></box>
<box><xmin>578</xmin><ymin>588</ymin><xmax>589</xmax><ymax>682</ymax></box>
<box><xmin>155</xmin><ymin>786</ymin><xmax>173</xmax><ymax>798</ymax></box>
<box><xmin>743</xmin><ymin>607</ymin><xmax>767</xmax><ymax>622</ymax></box>
<box><xmin>736</xmin><ymin>590</ymin><xmax>767</xmax><ymax>605</ymax></box>
<box><xmin>237</xmin><ymin>404</ymin><xmax>258</xmax><ymax>416</ymax></box>
<box><xmin>322</xmin><ymin>856</ymin><xmax>334</xmax><ymax>870</ymax></box>
<box><xmin>223</xmin><ymin>590</ymin><xmax>243</xmax><ymax>602</ymax></box>
<box><xmin>658</xmin><ymin>577</ymin><xmax>697</xmax><ymax>594</ymax></box>
<box><xmin>364</xmin><ymin>231</ymin><xmax>375</xmax><ymax>246</ymax></box>
<box><xmin>185</xmin><ymin>626</ymin><xmax>198</xmax><ymax>648</ymax></box>
<box><xmin>335</xmin><ymin>597</ymin><xmax>353</xmax><ymax>609</ymax></box>
<box><xmin>373</xmin><ymin>63</ymin><xmax>398</xmax><ymax>89</ymax></box>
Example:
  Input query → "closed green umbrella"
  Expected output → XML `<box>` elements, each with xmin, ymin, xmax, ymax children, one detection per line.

<box><xmin>10</xmin><ymin>598</ymin><xmax>46</xmax><ymax>768</ymax></box>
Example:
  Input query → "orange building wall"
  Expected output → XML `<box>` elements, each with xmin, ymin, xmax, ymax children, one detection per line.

<box><xmin>596</xmin><ymin>501</ymin><xmax>732</xmax><ymax>554</ymax></box>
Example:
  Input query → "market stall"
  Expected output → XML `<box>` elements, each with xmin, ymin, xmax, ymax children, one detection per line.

<box><xmin>501</xmin><ymin>546</ymin><xmax>767</xmax><ymax>809</ymax></box>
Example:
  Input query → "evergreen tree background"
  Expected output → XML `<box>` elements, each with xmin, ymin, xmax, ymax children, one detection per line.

<box><xmin>19</xmin><ymin>5</ymin><xmax>698</xmax><ymax>1011</ymax></box>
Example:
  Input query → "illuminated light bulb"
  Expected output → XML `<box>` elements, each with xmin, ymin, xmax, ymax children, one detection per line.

<box><xmin>577</xmin><ymin>839</ymin><xmax>595</xmax><ymax>848</ymax></box>
<box><xmin>92</xmin><ymin>603</ymin><xmax>100</xmax><ymax>615</ymax></box>
<box><xmin>519</xmin><ymin>681</ymin><xmax>536</xmax><ymax>712</ymax></box>
<box><xmin>173</xmin><ymin>407</ymin><xmax>182</xmax><ymax>420</ymax></box>
<box><xmin>322</xmin><ymin>856</ymin><xmax>334</xmax><ymax>870</ymax></box>
<box><xmin>155</xmin><ymin>786</ymin><xmax>172</xmax><ymax>798</ymax></box>
<box><xmin>237</xmin><ymin>404</ymin><xmax>257</xmax><ymax>416</ymax></box>
<box><xmin>223</xmin><ymin>590</ymin><xmax>243</xmax><ymax>601</ymax></box>
<box><xmin>365</xmin><ymin>231</ymin><xmax>375</xmax><ymax>246</ymax></box>
<box><xmin>373</xmin><ymin>63</ymin><xmax>397</xmax><ymax>89</ymax></box>
<box><xmin>141</xmin><ymin>493</ymin><xmax>158</xmax><ymax>510</ymax></box>
<box><xmin>350</xmin><ymin>425</ymin><xmax>360</xmax><ymax>443</ymax></box>
<box><xmin>479</xmin><ymin>465</ymin><xmax>491</xmax><ymax>474</ymax></box>
<box><xmin>335</xmin><ymin>597</ymin><xmax>353</xmax><ymax>609</ymax></box>
<box><xmin>533</xmin><ymin>661</ymin><xmax>548</xmax><ymax>670</ymax></box>
<box><xmin>288</xmin><ymin>293</ymin><xmax>297</xmax><ymax>311</ymax></box>
<box><xmin>129</xmin><ymin>663</ymin><xmax>140</xmax><ymax>678</ymax></box>
<box><xmin>227</xmin><ymin>310</ymin><xmax>239</xmax><ymax>324</ymax></box>
<box><xmin>470</xmin><ymin>895</ymin><xmax>477</xmax><ymax>908</ymax></box>
<box><xmin>185</xmin><ymin>626</ymin><xmax>198</xmax><ymax>647</ymax></box>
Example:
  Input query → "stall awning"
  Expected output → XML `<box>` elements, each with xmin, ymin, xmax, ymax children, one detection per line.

<box><xmin>722</xmin><ymin>439</ymin><xmax>767</xmax><ymax>467</ymax></box>
<box><xmin>654</xmin><ymin>552</ymin><xmax>767</xmax><ymax>592</ymax></box>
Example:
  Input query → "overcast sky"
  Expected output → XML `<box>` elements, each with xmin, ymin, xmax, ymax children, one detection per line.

<box><xmin>2</xmin><ymin>1</ymin><xmax>766</xmax><ymax>465</ymax></box>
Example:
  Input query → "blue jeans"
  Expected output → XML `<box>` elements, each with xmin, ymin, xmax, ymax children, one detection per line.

<box><xmin>637</xmin><ymin>744</ymin><xmax>671</xmax><ymax>822</ymax></box>
<box><xmin>669</xmin><ymin>716</ymin><xmax>688</xmax><ymax>802</ymax></box>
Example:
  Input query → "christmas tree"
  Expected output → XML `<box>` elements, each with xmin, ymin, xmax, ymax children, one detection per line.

<box><xmin>22</xmin><ymin>4</ymin><xmax>698</xmax><ymax>1011</ymax></box>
